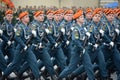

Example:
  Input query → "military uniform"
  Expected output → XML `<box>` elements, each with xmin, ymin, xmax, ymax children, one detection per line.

<box><xmin>1</xmin><ymin>12</ymin><xmax>40</xmax><ymax>80</ymax></box>
<box><xmin>101</xmin><ymin>10</ymin><xmax>120</xmax><ymax>79</ymax></box>
<box><xmin>59</xmin><ymin>21</ymin><xmax>95</xmax><ymax>80</ymax></box>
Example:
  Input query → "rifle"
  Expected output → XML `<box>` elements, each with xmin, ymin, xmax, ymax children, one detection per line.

<box><xmin>35</xmin><ymin>32</ymin><xmax>49</xmax><ymax>50</ymax></box>
<box><xmin>109</xmin><ymin>31</ymin><xmax>117</xmax><ymax>49</ymax></box>
<box><xmin>20</xmin><ymin>34</ymin><xmax>33</xmax><ymax>54</ymax></box>
<box><xmin>52</xmin><ymin>33</ymin><xmax>62</xmax><ymax>50</ymax></box>
<box><xmin>80</xmin><ymin>35</ymin><xmax>88</xmax><ymax>58</ymax></box>
<box><xmin>92</xmin><ymin>33</ymin><xmax>100</xmax><ymax>51</ymax></box>
<box><xmin>5</xmin><ymin>31</ymin><xmax>14</xmax><ymax>50</ymax></box>
<box><xmin>64</xmin><ymin>30</ymin><xmax>72</xmax><ymax>48</ymax></box>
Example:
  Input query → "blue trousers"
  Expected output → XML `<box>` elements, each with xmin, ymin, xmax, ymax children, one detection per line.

<box><xmin>59</xmin><ymin>46</ymin><xmax>95</xmax><ymax>80</ymax></box>
<box><xmin>0</xmin><ymin>50</ymin><xmax>7</xmax><ymax>72</ymax></box>
<box><xmin>18</xmin><ymin>46</ymin><xmax>55</xmax><ymax>77</ymax></box>
<box><xmin>51</xmin><ymin>47</ymin><xmax>67</xmax><ymax>71</ymax></box>
<box><xmin>102</xmin><ymin>45</ymin><xmax>120</xmax><ymax>80</ymax></box>
<box><xmin>3</xmin><ymin>45</ymin><xmax>40</xmax><ymax>79</ymax></box>
<box><xmin>71</xmin><ymin>45</ymin><xmax>108</xmax><ymax>78</ymax></box>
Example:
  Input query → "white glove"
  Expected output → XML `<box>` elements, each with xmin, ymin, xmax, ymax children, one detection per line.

<box><xmin>83</xmin><ymin>49</ymin><xmax>85</xmax><ymax>54</ymax></box>
<box><xmin>70</xmin><ymin>27</ymin><xmax>74</xmax><ymax>31</ymax></box>
<box><xmin>66</xmin><ymin>40</ymin><xmax>70</xmax><ymax>45</ymax></box>
<box><xmin>24</xmin><ymin>46</ymin><xmax>28</xmax><ymax>51</ymax></box>
<box><xmin>39</xmin><ymin>42</ymin><xmax>42</xmax><ymax>49</ymax></box>
<box><xmin>109</xmin><ymin>41</ymin><xmax>114</xmax><ymax>47</ymax></box>
<box><xmin>61</xmin><ymin>28</ymin><xmax>65</xmax><ymax>35</ymax></box>
<box><xmin>88</xmin><ymin>42</ymin><xmax>92</xmax><ymax>45</ymax></box>
<box><xmin>86</xmin><ymin>32</ymin><xmax>91</xmax><ymax>38</ymax></box>
<box><xmin>7</xmin><ymin>41</ymin><xmax>11</xmax><ymax>46</ymax></box>
<box><xmin>94</xmin><ymin>44</ymin><xmax>98</xmax><ymax>49</ymax></box>
<box><xmin>32</xmin><ymin>30</ymin><xmax>37</xmax><ymax>37</ymax></box>
<box><xmin>0</xmin><ymin>29</ymin><xmax>3</xmax><ymax>35</ymax></box>
<box><xmin>45</xmin><ymin>29</ymin><xmax>50</xmax><ymax>34</ymax></box>
<box><xmin>54</xmin><ymin>43</ymin><xmax>58</xmax><ymax>47</ymax></box>
<box><xmin>115</xmin><ymin>28</ymin><xmax>120</xmax><ymax>35</ymax></box>
<box><xmin>14</xmin><ymin>28</ymin><xmax>17</xmax><ymax>32</ymax></box>
<box><xmin>99</xmin><ymin>29</ymin><xmax>104</xmax><ymax>36</ymax></box>
<box><xmin>0</xmin><ymin>38</ymin><xmax>3</xmax><ymax>42</ymax></box>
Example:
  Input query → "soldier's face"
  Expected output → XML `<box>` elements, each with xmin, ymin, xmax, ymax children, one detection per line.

<box><xmin>86</xmin><ymin>12</ymin><xmax>92</xmax><ymax>20</ymax></box>
<box><xmin>93</xmin><ymin>14</ymin><xmax>101</xmax><ymax>23</ymax></box>
<box><xmin>54</xmin><ymin>14</ymin><xmax>61</xmax><ymax>22</ymax></box>
<box><xmin>78</xmin><ymin>15</ymin><xmax>84</xmax><ymax>23</ymax></box>
<box><xmin>38</xmin><ymin>14</ymin><xmax>44</xmax><ymax>22</ymax></box>
<box><xmin>47</xmin><ymin>13</ymin><xmax>54</xmax><ymax>20</ymax></box>
<box><xmin>22</xmin><ymin>15</ymin><xmax>30</xmax><ymax>23</ymax></box>
<box><xmin>5</xmin><ymin>14</ymin><xmax>13</xmax><ymax>21</ymax></box>
<box><xmin>60</xmin><ymin>13</ymin><xmax>64</xmax><ymax>20</ymax></box>
<box><xmin>106</xmin><ymin>14</ymin><xmax>114</xmax><ymax>22</ymax></box>
<box><xmin>64</xmin><ymin>14</ymin><xmax>73</xmax><ymax>22</ymax></box>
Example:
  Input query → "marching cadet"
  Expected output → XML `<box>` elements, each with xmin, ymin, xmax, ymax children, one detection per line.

<box><xmin>1</xmin><ymin>9</ymin><xmax>16</xmax><ymax>64</ymax></box>
<box><xmin>31</xmin><ymin>11</ymin><xmax>57</xmax><ymax>80</ymax></box>
<box><xmin>0</xmin><ymin>11</ymin><xmax>40</xmax><ymax>80</ymax></box>
<box><xmin>18</xmin><ymin>10</ymin><xmax>58</xmax><ymax>80</ymax></box>
<box><xmin>114</xmin><ymin>8</ymin><xmax>120</xmax><ymax>52</ymax></box>
<box><xmin>62</xmin><ymin>9</ymin><xmax>75</xmax><ymax>64</ymax></box>
<box><xmin>58</xmin><ymin>9</ymin><xmax>95</xmax><ymax>80</ymax></box>
<box><xmin>71</xmin><ymin>8</ymin><xmax>110</xmax><ymax>80</ymax></box>
<box><xmin>0</xmin><ymin>30</ymin><xmax>7</xmax><ymax>78</ymax></box>
<box><xmin>84</xmin><ymin>8</ymin><xmax>93</xmax><ymax>27</ymax></box>
<box><xmin>101</xmin><ymin>9</ymin><xmax>120</xmax><ymax>80</ymax></box>
<box><xmin>45</xmin><ymin>9</ymin><xmax>67</xmax><ymax>73</ymax></box>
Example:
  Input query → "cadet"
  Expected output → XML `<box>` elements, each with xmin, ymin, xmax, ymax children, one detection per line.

<box><xmin>1</xmin><ymin>9</ymin><xmax>16</xmax><ymax>64</ymax></box>
<box><xmin>62</xmin><ymin>9</ymin><xmax>75</xmax><ymax>64</ymax></box>
<box><xmin>114</xmin><ymin>8</ymin><xmax>120</xmax><ymax>52</ymax></box>
<box><xmin>71</xmin><ymin>8</ymin><xmax>109</xmax><ymax>80</ymax></box>
<box><xmin>18</xmin><ymin>11</ymin><xmax>58</xmax><ymax>80</ymax></box>
<box><xmin>101</xmin><ymin>9</ymin><xmax>120</xmax><ymax>80</ymax></box>
<box><xmin>45</xmin><ymin>9</ymin><xmax>67</xmax><ymax>73</ymax></box>
<box><xmin>0</xmin><ymin>34</ymin><xmax>7</xmax><ymax>77</ymax></box>
<box><xmin>1</xmin><ymin>11</ymin><xmax>40</xmax><ymax>80</ymax></box>
<box><xmin>58</xmin><ymin>9</ymin><xmax>95</xmax><ymax>80</ymax></box>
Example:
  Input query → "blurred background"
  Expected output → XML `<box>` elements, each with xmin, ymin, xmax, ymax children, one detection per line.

<box><xmin>0</xmin><ymin>0</ymin><xmax>120</xmax><ymax>9</ymax></box>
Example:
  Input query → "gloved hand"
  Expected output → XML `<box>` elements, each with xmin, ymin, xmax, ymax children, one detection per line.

<box><xmin>14</xmin><ymin>28</ymin><xmax>17</xmax><ymax>32</ymax></box>
<box><xmin>38</xmin><ymin>42</ymin><xmax>42</xmax><ymax>49</ymax></box>
<box><xmin>93</xmin><ymin>44</ymin><xmax>99</xmax><ymax>49</ymax></box>
<box><xmin>0</xmin><ymin>29</ymin><xmax>3</xmax><ymax>36</ymax></box>
<box><xmin>70</xmin><ymin>27</ymin><xmax>74</xmax><ymax>31</ymax></box>
<box><xmin>99</xmin><ymin>29</ymin><xmax>104</xmax><ymax>36</ymax></box>
<box><xmin>66</xmin><ymin>40</ymin><xmax>70</xmax><ymax>45</ymax></box>
<box><xmin>54</xmin><ymin>43</ymin><xmax>58</xmax><ymax>48</ymax></box>
<box><xmin>32</xmin><ymin>30</ymin><xmax>37</xmax><ymax>37</ymax></box>
<box><xmin>109</xmin><ymin>41</ymin><xmax>114</xmax><ymax>47</ymax></box>
<box><xmin>45</xmin><ymin>28</ymin><xmax>50</xmax><ymax>34</ymax></box>
<box><xmin>115</xmin><ymin>28</ymin><xmax>120</xmax><ymax>35</ymax></box>
<box><xmin>24</xmin><ymin>45</ymin><xmax>28</xmax><ymax>51</ymax></box>
<box><xmin>85</xmin><ymin>32</ymin><xmax>91</xmax><ymax>38</ymax></box>
<box><xmin>7</xmin><ymin>41</ymin><xmax>11</xmax><ymax>46</ymax></box>
<box><xmin>61</xmin><ymin>28</ymin><xmax>65</xmax><ymax>35</ymax></box>
<box><xmin>0</xmin><ymin>38</ymin><xmax>3</xmax><ymax>42</ymax></box>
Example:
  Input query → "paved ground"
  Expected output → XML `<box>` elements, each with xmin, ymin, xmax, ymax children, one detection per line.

<box><xmin>25</xmin><ymin>72</ymin><xmax>117</xmax><ymax>80</ymax></box>
<box><xmin>9</xmin><ymin>71</ymin><xmax>117</xmax><ymax>80</ymax></box>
